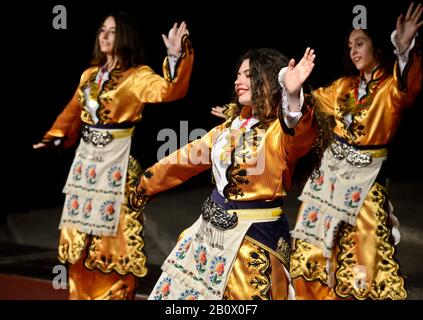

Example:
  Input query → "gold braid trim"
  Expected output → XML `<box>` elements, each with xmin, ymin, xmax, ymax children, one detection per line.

<box><xmin>335</xmin><ymin>183</ymin><xmax>406</xmax><ymax>300</ymax></box>
<box><xmin>83</xmin><ymin>155</ymin><xmax>147</xmax><ymax>277</ymax></box>
<box><xmin>58</xmin><ymin>231</ymin><xmax>87</xmax><ymax>265</ymax></box>
<box><xmin>245</xmin><ymin>235</ymin><xmax>290</xmax><ymax>271</ymax></box>
<box><xmin>290</xmin><ymin>239</ymin><xmax>328</xmax><ymax>284</ymax></box>
<box><xmin>59</xmin><ymin>156</ymin><xmax>148</xmax><ymax>277</ymax></box>
<box><xmin>247</xmin><ymin>244</ymin><xmax>272</xmax><ymax>300</ymax></box>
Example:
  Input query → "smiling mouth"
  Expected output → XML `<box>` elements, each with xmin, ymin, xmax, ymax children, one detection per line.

<box><xmin>236</xmin><ymin>88</ymin><xmax>248</xmax><ymax>96</ymax></box>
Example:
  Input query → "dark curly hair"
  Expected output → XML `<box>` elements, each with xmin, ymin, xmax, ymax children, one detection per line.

<box><xmin>226</xmin><ymin>48</ymin><xmax>334</xmax><ymax>187</ymax></box>
<box><xmin>229</xmin><ymin>48</ymin><xmax>289</xmax><ymax>128</ymax></box>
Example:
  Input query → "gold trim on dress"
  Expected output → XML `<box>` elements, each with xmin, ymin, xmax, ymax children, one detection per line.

<box><xmin>223</xmin><ymin>238</ymin><xmax>272</xmax><ymax>300</ymax></box>
<box><xmin>59</xmin><ymin>155</ymin><xmax>148</xmax><ymax>278</ymax></box>
<box><xmin>290</xmin><ymin>182</ymin><xmax>407</xmax><ymax>300</ymax></box>
<box><xmin>245</xmin><ymin>235</ymin><xmax>290</xmax><ymax>270</ymax></box>
<box><xmin>335</xmin><ymin>182</ymin><xmax>406</xmax><ymax>300</ymax></box>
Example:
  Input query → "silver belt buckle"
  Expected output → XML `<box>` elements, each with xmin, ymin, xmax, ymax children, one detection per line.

<box><xmin>330</xmin><ymin>140</ymin><xmax>372</xmax><ymax>168</ymax></box>
<box><xmin>201</xmin><ymin>197</ymin><xmax>238</xmax><ymax>230</ymax></box>
<box><xmin>82</xmin><ymin>126</ymin><xmax>113</xmax><ymax>148</ymax></box>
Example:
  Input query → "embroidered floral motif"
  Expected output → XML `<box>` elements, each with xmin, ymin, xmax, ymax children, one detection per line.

<box><xmin>323</xmin><ymin>215</ymin><xmax>332</xmax><ymax>238</ymax></box>
<box><xmin>85</xmin><ymin>164</ymin><xmax>97</xmax><ymax>185</ymax></box>
<box><xmin>336</xmin><ymin>74</ymin><xmax>387</xmax><ymax>143</ymax></box>
<box><xmin>301</xmin><ymin>206</ymin><xmax>320</xmax><ymax>229</ymax></box>
<box><xmin>235</xmin><ymin>128</ymin><xmax>263</xmax><ymax>165</ymax></box>
<box><xmin>209</xmin><ymin>256</ymin><xmax>226</xmax><ymax>285</ymax></box>
<box><xmin>329</xmin><ymin>176</ymin><xmax>337</xmax><ymax>201</ymax></box>
<box><xmin>310</xmin><ymin>171</ymin><xmax>325</xmax><ymax>191</ymax></box>
<box><xmin>219</xmin><ymin>128</ymin><xmax>243</xmax><ymax>166</ymax></box>
<box><xmin>72</xmin><ymin>161</ymin><xmax>83</xmax><ymax>181</ymax></box>
<box><xmin>82</xmin><ymin>198</ymin><xmax>93</xmax><ymax>219</ymax></box>
<box><xmin>178</xmin><ymin>288</ymin><xmax>200</xmax><ymax>300</ymax></box>
<box><xmin>224</xmin><ymin>163</ymin><xmax>249</xmax><ymax>199</ymax></box>
<box><xmin>97</xmin><ymin>68</ymin><xmax>124</xmax><ymax>123</ymax></box>
<box><xmin>276</xmin><ymin>237</ymin><xmax>291</xmax><ymax>267</ymax></box>
<box><xmin>100</xmin><ymin>200</ymin><xmax>116</xmax><ymax>222</ymax></box>
<box><xmin>66</xmin><ymin>195</ymin><xmax>80</xmax><ymax>216</ymax></box>
<box><xmin>194</xmin><ymin>244</ymin><xmax>208</xmax><ymax>274</ymax></box>
<box><xmin>61</xmin><ymin>156</ymin><xmax>148</xmax><ymax>278</ymax></box>
<box><xmin>107</xmin><ymin>165</ymin><xmax>123</xmax><ymax>187</ymax></box>
<box><xmin>175</xmin><ymin>237</ymin><xmax>192</xmax><ymax>260</ymax></box>
<box><xmin>344</xmin><ymin>186</ymin><xmax>362</xmax><ymax>208</ymax></box>
<box><xmin>222</xmin><ymin>126</ymin><xmax>257</xmax><ymax>199</ymax></box>
<box><xmin>153</xmin><ymin>277</ymin><xmax>172</xmax><ymax>300</ymax></box>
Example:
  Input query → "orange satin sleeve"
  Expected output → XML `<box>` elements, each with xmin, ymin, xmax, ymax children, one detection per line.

<box><xmin>42</xmin><ymin>91</ymin><xmax>82</xmax><ymax>148</ymax></box>
<box><xmin>42</xmin><ymin>68</ymin><xmax>95</xmax><ymax>146</ymax></box>
<box><xmin>389</xmin><ymin>47</ymin><xmax>422</xmax><ymax>112</ymax></box>
<box><xmin>137</xmin><ymin>122</ymin><xmax>227</xmax><ymax>197</ymax></box>
<box><xmin>311</xmin><ymin>79</ymin><xmax>339</xmax><ymax>115</ymax></box>
<box><xmin>131</xmin><ymin>35</ymin><xmax>194</xmax><ymax>104</ymax></box>
<box><xmin>279</xmin><ymin>104</ymin><xmax>317</xmax><ymax>193</ymax></box>
<box><xmin>282</xmin><ymin>104</ymin><xmax>317</xmax><ymax>164</ymax></box>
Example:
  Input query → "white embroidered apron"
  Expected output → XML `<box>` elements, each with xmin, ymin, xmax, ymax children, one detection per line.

<box><xmin>292</xmin><ymin>142</ymin><xmax>387</xmax><ymax>258</ymax></box>
<box><xmin>59</xmin><ymin>127</ymin><xmax>132</xmax><ymax>237</ymax></box>
<box><xmin>149</xmin><ymin>205</ymin><xmax>282</xmax><ymax>300</ymax></box>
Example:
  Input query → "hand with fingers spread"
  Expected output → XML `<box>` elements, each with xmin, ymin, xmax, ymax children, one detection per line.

<box><xmin>162</xmin><ymin>21</ymin><xmax>189</xmax><ymax>58</ymax></box>
<box><xmin>284</xmin><ymin>47</ymin><xmax>316</xmax><ymax>96</ymax></box>
<box><xmin>396</xmin><ymin>2</ymin><xmax>423</xmax><ymax>53</ymax></box>
<box><xmin>211</xmin><ymin>106</ymin><xmax>228</xmax><ymax>120</ymax></box>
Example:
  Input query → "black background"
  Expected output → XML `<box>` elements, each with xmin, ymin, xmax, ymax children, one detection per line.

<box><xmin>2</xmin><ymin>0</ymin><xmax>422</xmax><ymax>212</ymax></box>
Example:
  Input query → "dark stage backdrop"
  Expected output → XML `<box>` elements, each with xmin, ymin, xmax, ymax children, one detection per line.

<box><xmin>2</xmin><ymin>0</ymin><xmax>422</xmax><ymax>212</ymax></box>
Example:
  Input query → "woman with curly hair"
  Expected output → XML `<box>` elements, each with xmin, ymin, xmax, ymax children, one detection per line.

<box><xmin>130</xmin><ymin>47</ymin><xmax>318</xmax><ymax>300</ymax></box>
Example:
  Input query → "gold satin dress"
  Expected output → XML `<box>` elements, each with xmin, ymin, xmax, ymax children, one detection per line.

<box><xmin>291</xmin><ymin>48</ymin><xmax>422</xmax><ymax>300</ymax></box>
<box><xmin>135</xmin><ymin>105</ymin><xmax>317</xmax><ymax>299</ymax></box>
<box><xmin>42</xmin><ymin>36</ymin><xmax>194</xmax><ymax>299</ymax></box>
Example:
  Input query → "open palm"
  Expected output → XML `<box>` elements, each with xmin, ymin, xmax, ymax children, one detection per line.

<box><xmin>396</xmin><ymin>2</ymin><xmax>423</xmax><ymax>50</ymax></box>
<box><xmin>284</xmin><ymin>47</ymin><xmax>316</xmax><ymax>95</ymax></box>
<box><xmin>162</xmin><ymin>21</ymin><xmax>189</xmax><ymax>57</ymax></box>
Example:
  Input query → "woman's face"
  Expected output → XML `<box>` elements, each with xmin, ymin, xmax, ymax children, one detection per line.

<box><xmin>99</xmin><ymin>16</ymin><xmax>116</xmax><ymax>55</ymax></box>
<box><xmin>348</xmin><ymin>29</ymin><xmax>377</xmax><ymax>73</ymax></box>
<box><xmin>235</xmin><ymin>59</ymin><xmax>252</xmax><ymax>106</ymax></box>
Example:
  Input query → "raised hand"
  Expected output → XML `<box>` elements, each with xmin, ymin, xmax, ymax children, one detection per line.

<box><xmin>162</xmin><ymin>21</ymin><xmax>189</xmax><ymax>57</ymax></box>
<box><xmin>284</xmin><ymin>47</ymin><xmax>316</xmax><ymax>96</ymax></box>
<box><xmin>211</xmin><ymin>106</ymin><xmax>228</xmax><ymax>120</ymax></box>
<box><xmin>396</xmin><ymin>2</ymin><xmax>423</xmax><ymax>52</ymax></box>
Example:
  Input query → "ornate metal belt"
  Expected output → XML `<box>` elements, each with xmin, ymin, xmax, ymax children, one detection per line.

<box><xmin>81</xmin><ymin>126</ymin><xmax>113</xmax><ymax>148</ymax></box>
<box><xmin>201</xmin><ymin>197</ymin><xmax>238</xmax><ymax>230</ymax></box>
<box><xmin>330</xmin><ymin>140</ymin><xmax>372</xmax><ymax>168</ymax></box>
<box><xmin>81</xmin><ymin>125</ymin><xmax>134</xmax><ymax>148</ymax></box>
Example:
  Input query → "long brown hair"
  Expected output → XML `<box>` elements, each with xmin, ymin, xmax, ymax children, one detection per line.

<box><xmin>91</xmin><ymin>11</ymin><xmax>145</xmax><ymax>69</ymax></box>
<box><xmin>343</xmin><ymin>28</ymin><xmax>395</xmax><ymax>77</ymax></box>
<box><xmin>231</xmin><ymin>48</ymin><xmax>289</xmax><ymax>128</ymax></box>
